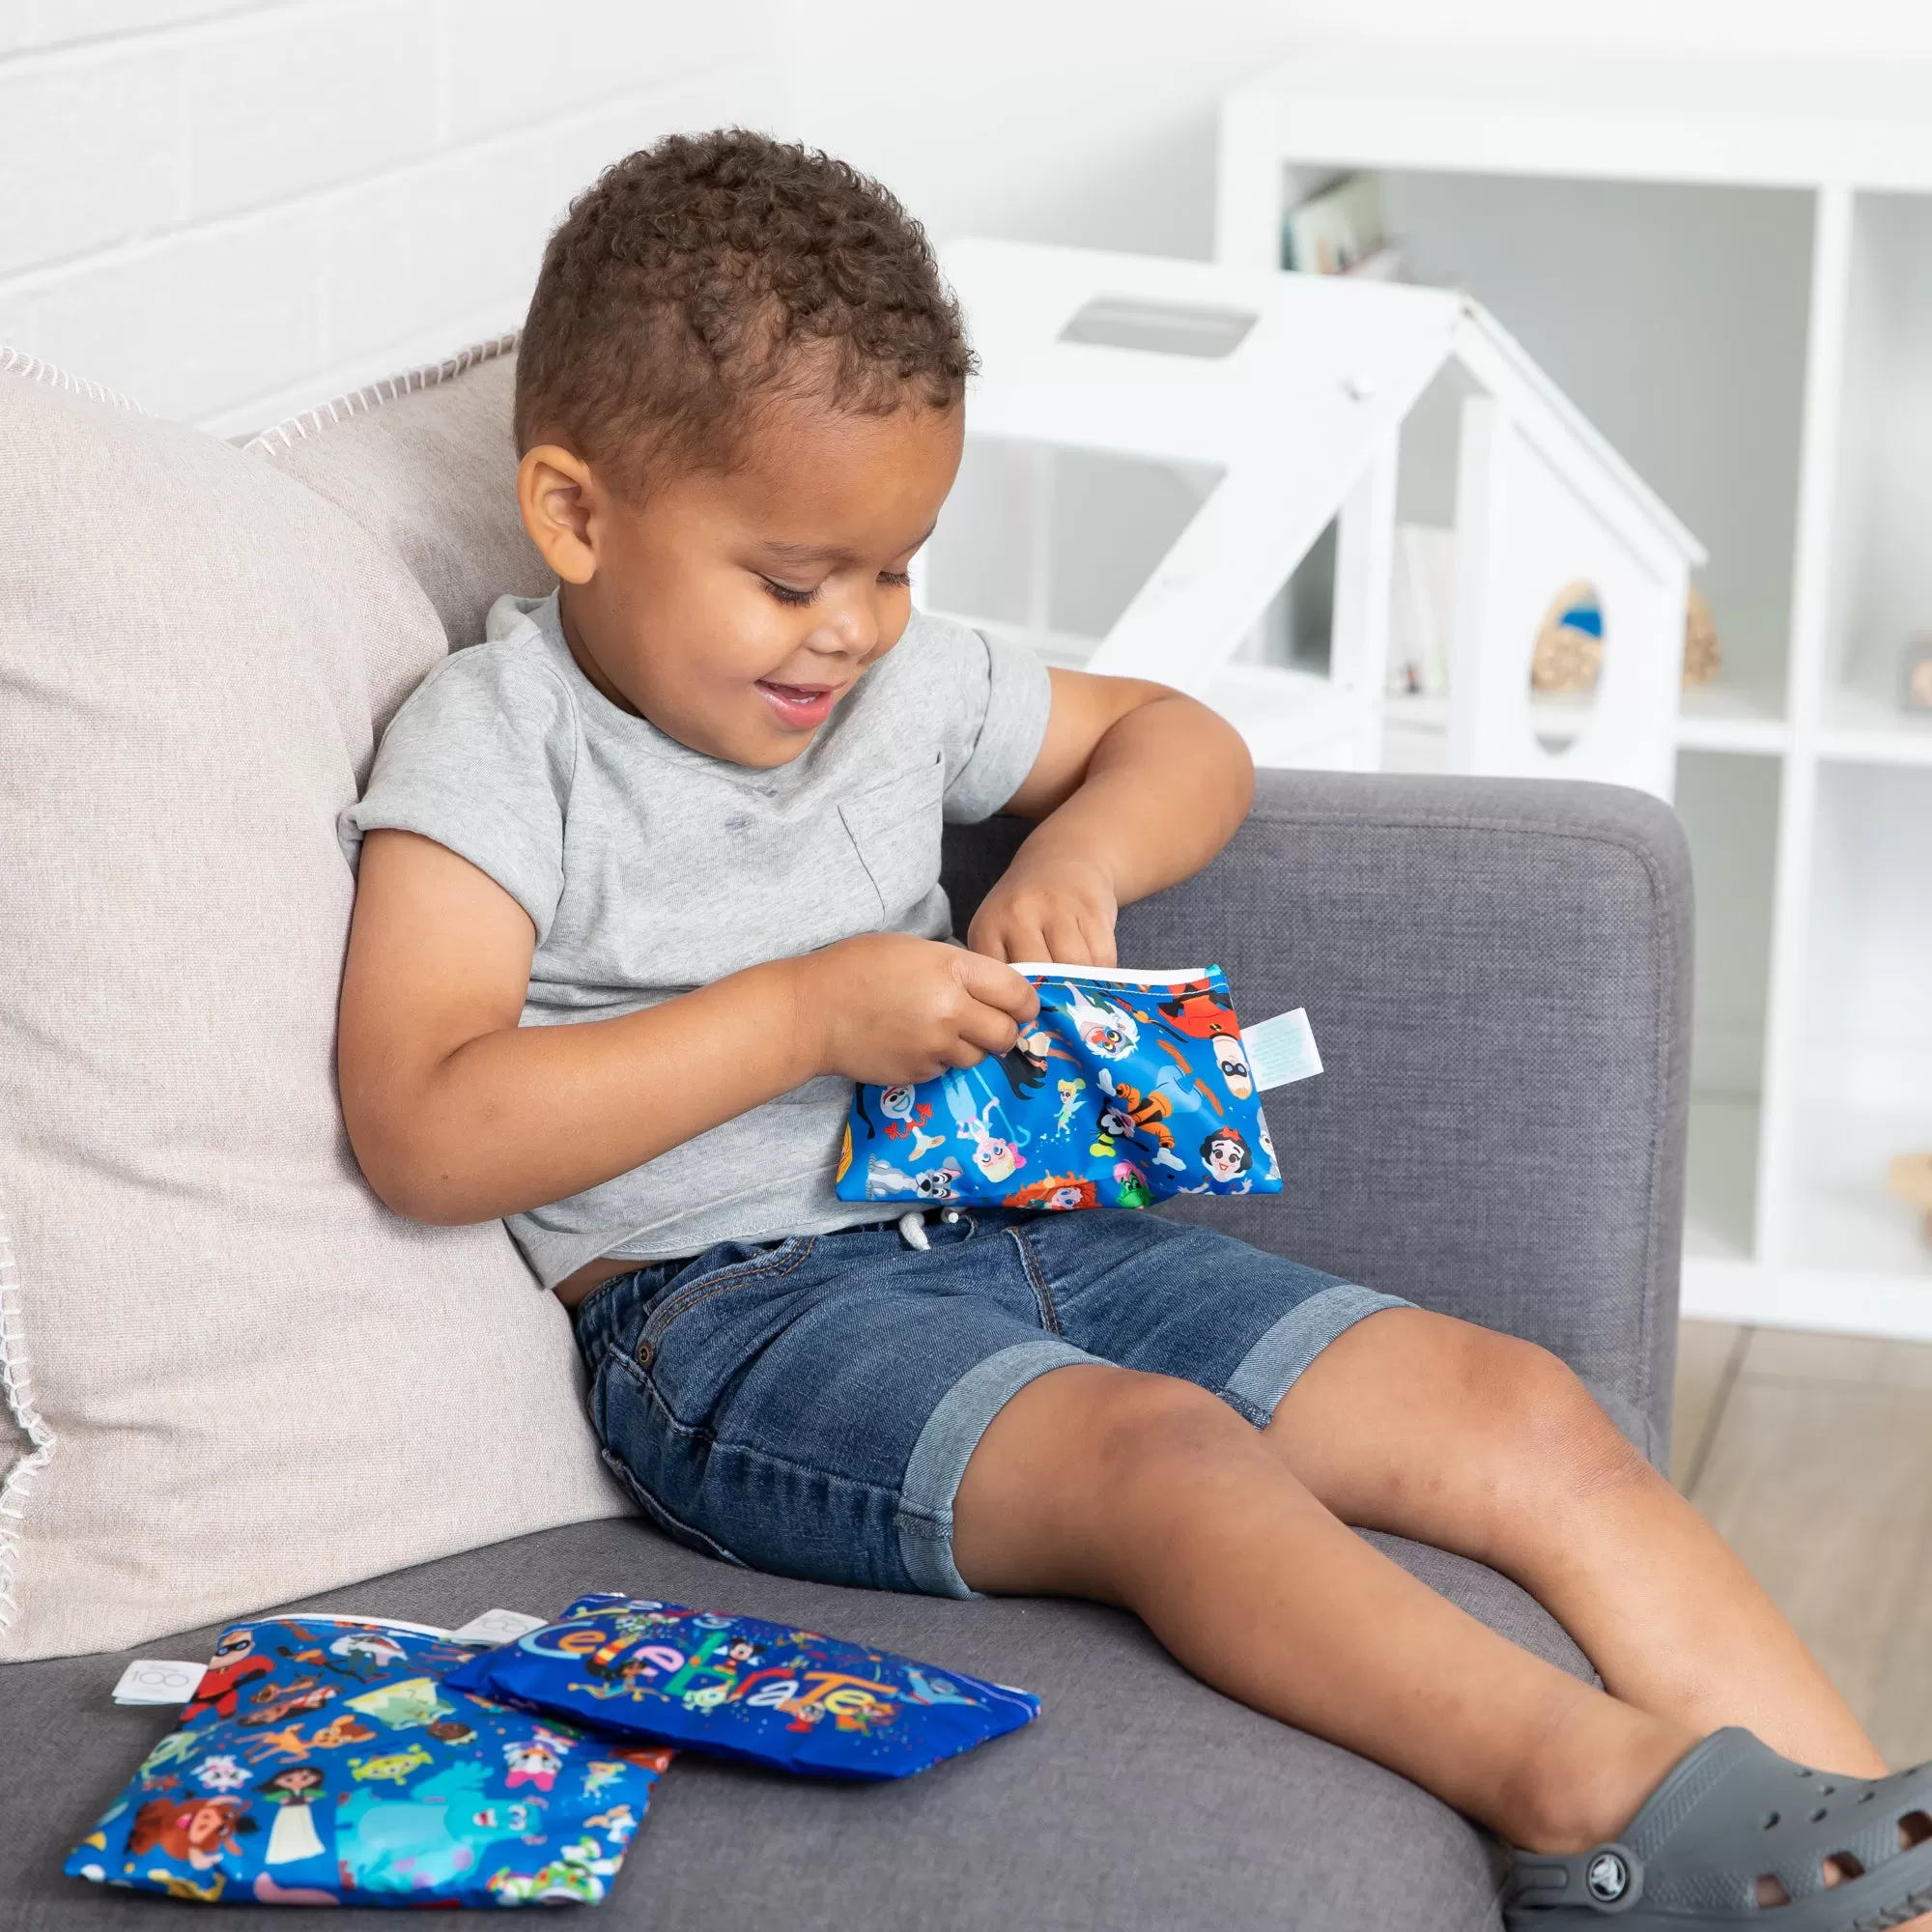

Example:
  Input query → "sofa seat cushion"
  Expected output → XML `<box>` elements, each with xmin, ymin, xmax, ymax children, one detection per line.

<box><xmin>1</xmin><ymin>1518</ymin><xmax>1591</xmax><ymax>1930</ymax></box>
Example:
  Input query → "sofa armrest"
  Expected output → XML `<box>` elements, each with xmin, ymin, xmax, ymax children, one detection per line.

<box><xmin>941</xmin><ymin>770</ymin><xmax>1692</xmax><ymax>1468</ymax></box>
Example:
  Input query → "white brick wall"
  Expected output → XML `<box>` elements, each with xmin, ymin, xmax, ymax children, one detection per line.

<box><xmin>16</xmin><ymin>0</ymin><xmax>1928</xmax><ymax>440</ymax></box>
<box><xmin>0</xmin><ymin>0</ymin><xmax>783</xmax><ymax>435</ymax></box>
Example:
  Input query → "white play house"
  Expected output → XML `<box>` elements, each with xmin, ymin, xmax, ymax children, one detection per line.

<box><xmin>927</xmin><ymin>240</ymin><xmax>1703</xmax><ymax>800</ymax></box>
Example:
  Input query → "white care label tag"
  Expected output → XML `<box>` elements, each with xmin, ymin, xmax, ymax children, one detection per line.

<box><xmin>1241</xmin><ymin>1009</ymin><xmax>1322</xmax><ymax>1091</ymax></box>
<box><xmin>112</xmin><ymin>1659</ymin><xmax>206</xmax><ymax>1706</ymax></box>
<box><xmin>448</xmin><ymin>1607</ymin><xmax>549</xmax><ymax>1647</ymax></box>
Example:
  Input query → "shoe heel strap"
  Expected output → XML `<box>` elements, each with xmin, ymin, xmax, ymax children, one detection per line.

<box><xmin>1508</xmin><ymin>1843</ymin><xmax>1644</xmax><ymax>1916</ymax></box>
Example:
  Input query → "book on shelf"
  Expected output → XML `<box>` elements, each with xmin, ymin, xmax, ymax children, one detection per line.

<box><xmin>1282</xmin><ymin>173</ymin><xmax>1400</xmax><ymax>278</ymax></box>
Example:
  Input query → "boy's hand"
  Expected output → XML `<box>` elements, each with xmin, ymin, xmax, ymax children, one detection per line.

<box><xmin>797</xmin><ymin>933</ymin><xmax>1038</xmax><ymax>1086</ymax></box>
<box><xmin>966</xmin><ymin>853</ymin><xmax>1119</xmax><ymax>968</ymax></box>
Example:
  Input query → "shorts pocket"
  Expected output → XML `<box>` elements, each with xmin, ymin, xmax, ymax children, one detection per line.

<box><xmin>838</xmin><ymin>753</ymin><xmax>944</xmax><ymax>923</ymax></box>
<box><xmin>631</xmin><ymin>1235</ymin><xmax>815</xmax><ymax>1371</ymax></box>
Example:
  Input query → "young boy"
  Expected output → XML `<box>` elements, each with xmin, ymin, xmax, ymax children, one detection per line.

<box><xmin>337</xmin><ymin>133</ymin><xmax>1932</xmax><ymax>1927</ymax></box>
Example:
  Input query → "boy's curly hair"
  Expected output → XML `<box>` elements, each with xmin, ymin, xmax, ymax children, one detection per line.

<box><xmin>515</xmin><ymin>129</ymin><xmax>974</xmax><ymax>495</ymax></box>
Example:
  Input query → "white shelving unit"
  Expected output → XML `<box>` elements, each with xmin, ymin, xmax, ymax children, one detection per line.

<box><xmin>1218</xmin><ymin>43</ymin><xmax>1932</xmax><ymax>1340</ymax></box>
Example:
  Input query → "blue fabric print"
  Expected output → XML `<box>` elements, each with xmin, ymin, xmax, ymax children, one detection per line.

<box><xmin>836</xmin><ymin>963</ymin><xmax>1282</xmax><ymax>1209</ymax></box>
<box><xmin>445</xmin><ymin>1593</ymin><xmax>1039</xmax><ymax>1780</ymax></box>
<box><xmin>64</xmin><ymin>1615</ymin><xmax>668</xmax><ymax>1908</ymax></box>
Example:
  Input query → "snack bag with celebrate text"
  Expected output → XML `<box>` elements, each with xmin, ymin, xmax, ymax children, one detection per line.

<box><xmin>445</xmin><ymin>1592</ymin><xmax>1040</xmax><ymax>1780</ymax></box>
<box><xmin>64</xmin><ymin>1614</ymin><xmax>668</xmax><ymax>1908</ymax></box>
<box><xmin>835</xmin><ymin>961</ymin><xmax>1308</xmax><ymax>1209</ymax></box>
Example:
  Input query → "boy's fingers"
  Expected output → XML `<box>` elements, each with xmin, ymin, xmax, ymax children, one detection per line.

<box><xmin>957</xmin><ymin>952</ymin><xmax>1038</xmax><ymax>1020</ymax></box>
<box><xmin>973</xmin><ymin>917</ymin><xmax>1042</xmax><ymax>967</ymax></box>
<box><xmin>1039</xmin><ymin>912</ymin><xmax>1098</xmax><ymax>966</ymax></box>
<box><xmin>962</xmin><ymin>916</ymin><xmax>1006</xmax><ymax>961</ymax></box>
<box><xmin>956</xmin><ymin>1007</ymin><xmax>1022</xmax><ymax>1058</ymax></box>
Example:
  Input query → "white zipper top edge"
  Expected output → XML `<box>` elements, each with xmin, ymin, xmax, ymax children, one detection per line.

<box><xmin>242</xmin><ymin>1611</ymin><xmax>456</xmax><ymax>1638</ymax></box>
<box><xmin>1007</xmin><ymin>961</ymin><xmax>1213</xmax><ymax>985</ymax></box>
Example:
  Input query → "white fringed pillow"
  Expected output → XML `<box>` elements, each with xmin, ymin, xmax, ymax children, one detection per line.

<box><xmin>0</xmin><ymin>350</ymin><xmax>621</xmax><ymax>1661</ymax></box>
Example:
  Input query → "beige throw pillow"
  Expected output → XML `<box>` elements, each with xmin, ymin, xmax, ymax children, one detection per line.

<box><xmin>0</xmin><ymin>353</ymin><xmax>622</xmax><ymax>1662</ymax></box>
<box><xmin>246</xmin><ymin>334</ymin><xmax>555</xmax><ymax>648</ymax></box>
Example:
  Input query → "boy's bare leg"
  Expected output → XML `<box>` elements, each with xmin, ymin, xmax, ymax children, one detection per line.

<box><xmin>952</xmin><ymin>1363</ymin><xmax>1699</xmax><ymax>1853</ymax></box>
<box><xmin>1262</xmin><ymin>1308</ymin><xmax>1888</xmax><ymax>1777</ymax></box>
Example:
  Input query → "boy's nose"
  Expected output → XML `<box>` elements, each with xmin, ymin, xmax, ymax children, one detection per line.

<box><xmin>810</xmin><ymin>602</ymin><xmax>879</xmax><ymax>660</ymax></box>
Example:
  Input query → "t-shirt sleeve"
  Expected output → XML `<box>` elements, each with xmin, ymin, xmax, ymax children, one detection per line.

<box><xmin>924</xmin><ymin>617</ymin><xmax>1054</xmax><ymax>824</ymax></box>
<box><xmin>337</xmin><ymin>645</ymin><xmax>576</xmax><ymax>943</ymax></box>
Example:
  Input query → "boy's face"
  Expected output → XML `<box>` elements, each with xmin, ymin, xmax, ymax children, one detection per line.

<box><xmin>524</xmin><ymin>394</ymin><xmax>964</xmax><ymax>767</ymax></box>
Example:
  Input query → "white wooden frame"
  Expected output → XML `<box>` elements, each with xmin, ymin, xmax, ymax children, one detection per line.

<box><xmin>935</xmin><ymin>239</ymin><xmax>1701</xmax><ymax>795</ymax></box>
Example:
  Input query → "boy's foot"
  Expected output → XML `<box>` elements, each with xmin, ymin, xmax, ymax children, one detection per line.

<box><xmin>1504</xmin><ymin>1727</ymin><xmax>1932</xmax><ymax>1928</ymax></box>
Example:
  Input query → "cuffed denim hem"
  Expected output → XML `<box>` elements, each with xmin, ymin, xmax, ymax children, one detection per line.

<box><xmin>1219</xmin><ymin>1284</ymin><xmax>1411</xmax><ymax>1428</ymax></box>
<box><xmin>895</xmin><ymin>1336</ymin><xmax>1099</xmax><ymax>1598</ymax></box>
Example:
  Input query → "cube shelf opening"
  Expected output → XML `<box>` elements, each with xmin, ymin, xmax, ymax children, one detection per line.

<box><xmin>1678</xmin><ymin>751</ymin><xmax>1781</xmax><ymax>1262</ymax></box>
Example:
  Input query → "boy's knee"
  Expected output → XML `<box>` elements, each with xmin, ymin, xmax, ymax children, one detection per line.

<box><xmin>1083</xmin><ymin>1371</ymin><xmax>1259</xmax><ymax>1499</ymax></box>
<box><xmin>1457</xmin><ymin>1328</ymin><xmax>1654</xmax><ymax>1508</ymax></box>
<box><xmin>956</xmin><ymin>1367</ymin><xmax>1270</xmax><ymax>1598</ymax></box>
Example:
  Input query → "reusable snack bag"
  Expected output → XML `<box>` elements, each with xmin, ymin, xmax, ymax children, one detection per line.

<box><xmin>65</xmin><ymin>1614</ymin><xmax>669</xmax><ymax>1907</ymax></box>
<box><xmin>837</xmin><ymin>962</ymin><xmax>1286</xmax><ymax>1208</ymax></box>
<box><xmin>446</xmin><ymin>1592</ymin><xmax>1040</xmax><ymax>1780</ymax></box>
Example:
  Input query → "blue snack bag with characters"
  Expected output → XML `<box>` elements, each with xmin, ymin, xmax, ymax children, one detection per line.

<box><xmin>835</xmin><ymin>962</ymin><xmax>1303</xmax><ymax>1209</ymax></box>
<box><xmin>444</xmin><ymin>1592</ymin><xmax>1040</xmax><ymax>1781</ymax></box>
<box><xmin>64</xmin><ymin>1613</ymin><xmax>669</xmax><ymax>1908</ymax></box>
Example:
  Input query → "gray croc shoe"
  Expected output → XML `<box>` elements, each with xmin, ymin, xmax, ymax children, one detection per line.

<box><xmin>1504</xmin><ymin>1728</ymin><xmax>1932</xmax><ymax>1929</ymax></box>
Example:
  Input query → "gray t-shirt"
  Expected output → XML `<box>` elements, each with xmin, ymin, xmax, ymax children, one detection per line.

<box><xmin>340</xmin><ymin>591</ymin><xmax>1052</xmax><ymax>1289</ymax></box>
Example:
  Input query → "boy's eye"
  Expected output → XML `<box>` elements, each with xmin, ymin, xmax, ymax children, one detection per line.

<box><xmin>763</xmin><ymin>569</ymin><xmax>910</xmax><ymax>604</ymax></box>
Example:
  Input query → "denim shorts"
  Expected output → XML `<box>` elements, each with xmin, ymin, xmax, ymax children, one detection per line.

<box><xmin>571</xmin><ymin>1207</ymin><xmax>1407</xmax><ymax>1599</ymax></box>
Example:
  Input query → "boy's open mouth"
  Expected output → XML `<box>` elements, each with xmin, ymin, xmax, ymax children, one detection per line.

<box><xmin>756</xmin><ymin>679</ymin><xmax>840</xmax><ymax>728</ymax></box>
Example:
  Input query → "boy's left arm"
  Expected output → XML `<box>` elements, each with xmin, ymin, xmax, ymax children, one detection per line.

<box><xmin>967</xmin><ymin>668</ymin><xmax>1255</xmax><ymax>967</ymax></box>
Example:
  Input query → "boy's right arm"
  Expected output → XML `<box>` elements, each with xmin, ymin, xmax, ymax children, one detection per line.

<box><xmin>337</xmin><ymin>829</ymin><xmax>1037</xmax><ymax>1225</ymax></box>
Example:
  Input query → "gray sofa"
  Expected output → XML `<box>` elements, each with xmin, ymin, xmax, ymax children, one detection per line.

<box><xmin>1</xmin><ymin>765</ymin><xmax>1690</xmax><ymax>1930</ymax></box>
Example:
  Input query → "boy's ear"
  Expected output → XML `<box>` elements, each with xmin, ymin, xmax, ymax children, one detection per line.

<box><xmin>517</xmin><ymin>444</ymin><xmax>600</xmax><ymax>585</ymax></box>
